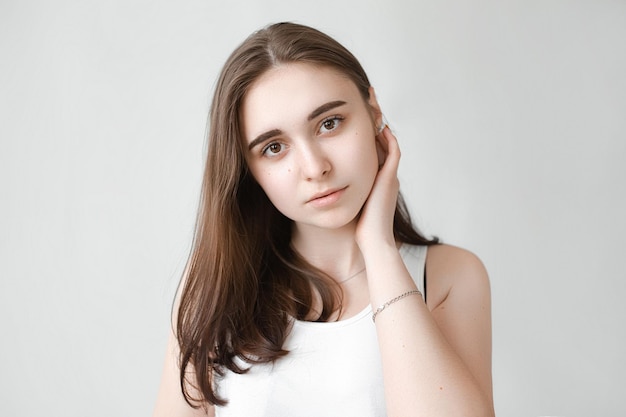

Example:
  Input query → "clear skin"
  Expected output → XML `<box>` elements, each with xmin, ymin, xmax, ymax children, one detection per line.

<box><xmin>153</xmin><ymin>63</ymin><xmax>495</xmax><ymax>416</ymax></box>
<box><xmin>243</xmin><ymin>64</ymin><xmax>379</xmax><ymax>236</ymax></box>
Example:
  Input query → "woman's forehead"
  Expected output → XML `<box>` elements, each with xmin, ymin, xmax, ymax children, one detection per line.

<box><xmin>240</xmin><ymin>63</ymin><xmax>362</xmax><ymax>135</ymax></box>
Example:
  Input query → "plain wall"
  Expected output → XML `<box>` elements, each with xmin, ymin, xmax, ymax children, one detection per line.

<box><xmin>1</xmin><ymin>1</ymin><xmax>624</xmax><ymax>416</ymax></box>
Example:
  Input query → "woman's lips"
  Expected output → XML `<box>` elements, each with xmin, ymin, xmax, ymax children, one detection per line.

<box><xmin>307</xmin><ymin>187</ymin><xmax>347</xmax><ymax>208</ymax></box>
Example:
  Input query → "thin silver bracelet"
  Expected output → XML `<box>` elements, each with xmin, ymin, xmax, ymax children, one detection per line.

<box><xmin>372</xmin><ymin>289</ymin><xmax>422</xmax><ymax>323</ymax></box>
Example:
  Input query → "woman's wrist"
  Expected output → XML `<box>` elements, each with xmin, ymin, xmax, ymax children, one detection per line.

<box><xmin>360</xmin><ymin>242</ymin><xmax>420</xmax><ymax>304</ymax></box>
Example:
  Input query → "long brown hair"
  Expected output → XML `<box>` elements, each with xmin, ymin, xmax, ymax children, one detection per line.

<box><xmin>177</xmin><ymin>22</ymin><xmax>438</xmax><ymax>408</ymax></box>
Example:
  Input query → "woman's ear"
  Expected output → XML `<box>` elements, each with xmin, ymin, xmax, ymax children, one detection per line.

<box><xmin>368</xmin><ymin>86</ymin><xmax>383</xmax><ymax>129</ymax></box>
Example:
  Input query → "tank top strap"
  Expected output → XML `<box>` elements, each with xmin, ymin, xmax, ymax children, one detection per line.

<box><xmin>399</xmin><ymin>244</ymin><xmax>428</xmax><ymax>301</ymax></box>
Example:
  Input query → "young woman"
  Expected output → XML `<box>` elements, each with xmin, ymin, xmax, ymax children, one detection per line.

<box><xmin>154</xmin><ymin>22</ymin><xmax>494</xmax><ymax>417</ymax></box>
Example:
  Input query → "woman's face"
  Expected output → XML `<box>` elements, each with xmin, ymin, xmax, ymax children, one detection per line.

<box><xmin>240</xmin><ymin>63</ymin><xmax>381</xmax><ymax>233</ymax></box>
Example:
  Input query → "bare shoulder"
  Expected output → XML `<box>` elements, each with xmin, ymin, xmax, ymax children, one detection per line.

<box><xmin>424</xmin><ymin>244</ymin><xmax>494</xmax><ymax>404</ymax></box>
<box><xmin>424</xmin><ymin>244</ymin><xmax>490</xmax><ymax>310</ymax></box>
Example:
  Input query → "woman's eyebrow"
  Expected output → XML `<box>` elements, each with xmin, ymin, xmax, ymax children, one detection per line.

<box><xmin>248</xmin><ymin>129</ymin><xmax>282</xmax><ymax>150</ymax></box>
<box><xmin>307</xmin><ymin>100</ymin><xmax>347</xmax><ymax>121</ymax></box>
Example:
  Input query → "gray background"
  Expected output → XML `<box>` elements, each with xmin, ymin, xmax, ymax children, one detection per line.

<box><xmin>1</xmin><ymin>1</ymin><xmax>625</xmax><ymax>416</ymax></box>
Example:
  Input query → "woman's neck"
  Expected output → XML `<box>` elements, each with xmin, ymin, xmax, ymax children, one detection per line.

<box><xmin>291</xmin><ymin>221</ymin><xmax>365</xmax><ymax>283</ymax></box>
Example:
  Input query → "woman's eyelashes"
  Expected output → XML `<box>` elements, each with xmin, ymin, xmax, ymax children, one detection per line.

<box><xmin>261</xmin><ymin>141</ymin><xmax>287</xmax><ymax>157</ymax></box>
<box><xmin>319</xmin><ymin>115</ymin><xmax>344</xmax><ymax>134</ymax></box>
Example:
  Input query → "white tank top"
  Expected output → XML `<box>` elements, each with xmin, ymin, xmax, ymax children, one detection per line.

<box><xmin>215</xmin><ymin>244</ymin><xmax>428</xmax><ymax>417</ymax></box>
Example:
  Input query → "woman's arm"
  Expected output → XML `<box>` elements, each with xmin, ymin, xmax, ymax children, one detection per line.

<box><xmin>427</xmin><ymin>244</ymin><xmax>494</xmax><ymax>407</ymax></box>
<box><xmin>356</xmin><ymin>127</ymin><xmax>495</xmax><ymax>417</ymax></box>
<box><xmin>153</xmin><ymin>272</ymin><xmax>213</xmax><ymax>417</ymax></box>
<box><xmin>152</xmin><ymin>330</ymin><xmax>214</xmax><ymax>417</ymax></box>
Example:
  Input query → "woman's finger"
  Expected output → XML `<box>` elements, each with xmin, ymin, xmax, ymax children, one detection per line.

<box><xmin>376</xmin><ymin>126</ymin><xmax>401</xmax><ymax>175</ymax></box>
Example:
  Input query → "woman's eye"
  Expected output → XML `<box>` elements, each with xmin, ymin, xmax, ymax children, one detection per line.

<box><xmin>262</xmin><ymin>142</ymin><xmax>285</xmax><ymax>157</ymax></box>
<box><xmin>319</xmin><ymin>116</ymin><xmax>344</xmax><ymax>133</ymax></box>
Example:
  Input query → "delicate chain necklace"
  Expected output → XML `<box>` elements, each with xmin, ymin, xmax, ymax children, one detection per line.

<box><xmin>338</xmin><ymin>267</ymin><xmax>366</xmax><ymax>284</ymax></box>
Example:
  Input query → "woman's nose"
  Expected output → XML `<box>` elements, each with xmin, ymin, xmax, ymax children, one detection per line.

<box><xmin>297</xmin><ymin>143</ymin><xmax>331</xmax><ymax>181</ymax></box>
